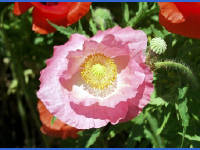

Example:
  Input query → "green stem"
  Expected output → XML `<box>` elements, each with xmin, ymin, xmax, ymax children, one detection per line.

<box><xmin>9</xmin><ymin>39</ymin><xmax>49</xmax><ymax>147</ymax></box>
<box><xmin>154</xmin><ymin>61</ymin><xmax>198</xmax><ymax>88</ymax></box>
<box><xmin>146</xmin><ymin>113</ymin><xmax>164</xmax><ymax>148</ymax></box>
<box><xmin>128</xmin><ymin>2</ymin><xmax>158</xmax><ymax>27</ymax></box>
<box><xmin>17</xmin><ymin>95</ymin><xmax>31</xmax><ymax>146</ymax></box>
<box><xmin>180</xmin><ymin>126</ymin><xmax>186</xmax><ymax>148</ymax></box>
<box><xmin>0</xmin><ymin>6</ymin><xmax>49</xmax><ymax>147</ymax></box>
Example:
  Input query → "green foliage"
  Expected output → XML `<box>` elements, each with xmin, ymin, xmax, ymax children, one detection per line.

<box><xmin>122</xmin><ymin>3</ymin><xmax>129</xmax><ymax>24</ymax></box>
<box><xmin>0</xmin><ymin>2</ymin><xmax>200</xmax><ymax>148</ymax></box>
<box><xmin>48</xmin><ymin>21</ymin><xmax>77</xmax><ymax>38</ymax></box>
<box><xmin>179</xmin><ymin>133</ymin><xmax>200</xmax><ymax>142</ymax></box>
<box><xmin>85</xmin><ymin>129</ymin><xmax>101</xmax><ymax>148</ymax></box>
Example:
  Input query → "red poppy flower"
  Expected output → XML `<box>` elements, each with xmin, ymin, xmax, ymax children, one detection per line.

<box><xmin>37</xmin><ymin>100</ymin><xmax>80</xmax><ymax>139</ymax></box>
<box><xmin>158</xmin><ymin>2</ymin><xmax>200</xmax><ymax>39</ymax></box>
<box><xmin>13</xmin><ymin>2</ymin><xmax>91</xmax><ymax>34</ymax></box>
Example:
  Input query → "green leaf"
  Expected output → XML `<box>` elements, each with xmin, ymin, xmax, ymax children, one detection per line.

<box><xmin>178</xmin><ymin>87</ymin><xmax>188</xmax><ymax>100</ymax></box>
<box><xmin>128</xmin><ymin>2</ymin><xmax>148</xmax><ymax>27</ymax></box>
<box><xmin>157</xmin><ymin>111</ymin><xmax>171</xmax><ymax>135</ymax></box>
<box><xmin>89</xmin><ymin>19</ymin><xmax>98</xmax><ymax>35</ymax></box>
<box><xmin>48</xmin><ymin>20</ymin><xmax>75</xmax><ymax>38</ymax></box>
<box><xmin>131</xmin><ymin>112</ymin><xmax>144</xmax><ymax>125</ymax></box>
<box><xmin>85</xmin><ymin>129</ymin><xmax>101</xmax><ymax>148</ymax></box>
<box><xmin>144</xmin><ymin>129</ymin><xmax>157</xmax><ymax>147</ymax></box>
<box><xmin>178</xmin><ymin>133</ymin><xmax>200</xmax><ymax>142</ymax></box>
<box><xmin>177</xmin><ymin>97</ymin><xmax>190</xmax><ymax>147</ymax></box>
<box><xmin>150</xmin><ymin>91</ymin><xmax>169</xmax><ymax>106</ymax></box>
<box><xmin>7</xmin><ymin>79</ymin><xmax>18</xmax><ymax>94</ymax></box>
<box><xmin>34</xmin><ymin>37</ymin><xmax>44</xmax><ymax>45</ymax></box>
<box><xmin>122</xmin><ymin>3</ymin><xmax>129</xmax><ymax>23</ymax></box>
<box><xmin>145</xmin><ymin>113</ymin><xmax>164</xmax><ymax>148</ymax></box>
<box><xmin>178</xmin><ymin>98</ymin><xmax>189</xmax><ymax>128</ymax></box>
<box><xmin>24</xmin><ymin>69</ymin><xmax>34</xmax><ymax>84</ymax></box>
<box><xmin>78</xmin><ymin>20</ymin><xmax>86</xmax><ymax>35</ymax></box>
<box><xmin>89</xmin><ymin>6</ymin><xmax>97</xmax><ymax>34</ymax></box>
<box><xmin>51</xmin><ymin>116</ymin><xmax>57</xmax><ymax>126</ymax></box>
<box><xmin>150</xmin><ymin>97</ymin><xmax>169</xmax><ymax>107</ymax></box>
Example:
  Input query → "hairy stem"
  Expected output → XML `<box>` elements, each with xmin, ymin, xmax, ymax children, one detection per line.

<box><xmin>154</xmin><ymin>61</ymin><xmax>198</xmax><ymax>87</ymax></box>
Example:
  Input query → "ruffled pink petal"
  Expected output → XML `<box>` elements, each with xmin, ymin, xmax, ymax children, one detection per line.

<box><xmin>120</xmin><ymin>51</ymin><xmax>154</xmax><ymax>122</ymax></box>
<box><xmin>70</xmin><ymin>101</ymin><xmax>128</xmax><ymax>125</ymax></box>
<box><xmin>120</xmin><ymin>78</ymin><xmax>153</xmax><ymax>122</ymax></box>
<box><xmin>38</xmin><ymin>34</ymin><xmax>87</xmax><ymax>89</ymax></box>
<box><xmin>91</xmin><ymin>26</ymin><xmax>122</xmax><ymax>43</ymax></box>
<box><xmin>92</xmin><ymin>26</ymin><xmax>147</xmax><ymax>52</ymax></box>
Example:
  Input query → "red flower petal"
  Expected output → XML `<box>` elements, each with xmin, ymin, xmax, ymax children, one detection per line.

<box><xmin>13</xmin><ymin>2</ymin><xmax>32</xmax><ymax>16</ymax></box>
<box><xmin>37</xmin><ymin>100</ymin><xmax>80</xmax><ymax>139</ymax></box>
<box><xmin>158</xmin><ymin>2</ymin><xmax>185</xmax><ymax>23</ymax></box>
<box><xmin>174</xmin><ymin>2</ymin><xmax>200</xmax><ymax>16</ymax></box>
<box><xmin>67</xmin><ymin>2</ymin><xmax>91</xmax><ymax>25</ymax></box>
<box><xmin>32</xmin><ymin>7</ymin><xmax>68</xmax><ymax>34</ymax></box>
<box><xmin>159</xmin><ymin>2</ymin><xmax>200</xmax><ymax>39</ymax></box>
<box><xmin>31</xmin><ymin>2</ymin><xmax>70</xmax><ymax>15</ymax></box>
<box><xmin>13</xmin><ymin>2</ymin><xmax>91</xmax><ymax>34</ymax></box>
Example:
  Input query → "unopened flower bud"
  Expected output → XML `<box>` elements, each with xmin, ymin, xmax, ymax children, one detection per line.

<box><xmin>150</xmin><ymin>37</ymin><xmax>167</xmax><ymax>55</ymax></box>
<box><xmin>93</xmin><ymin>8</ymin><xmax>112</xmax><ymax>30</ymax></box>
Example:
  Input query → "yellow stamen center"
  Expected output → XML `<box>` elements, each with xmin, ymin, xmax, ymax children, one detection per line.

<box><xmin>81</xmin><ymin>53</ymin><xmax>117</xmax><ymax>90</ymax></box>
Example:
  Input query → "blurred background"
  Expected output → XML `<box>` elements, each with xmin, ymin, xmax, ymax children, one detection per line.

<box><xmin>1</xmin><ymin>2</ymin><xmax>200</xmax><ymax>148</ymax></box>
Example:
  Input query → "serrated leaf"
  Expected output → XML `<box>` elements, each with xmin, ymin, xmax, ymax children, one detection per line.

<box><xmin>89</xmin><ymin>6</ymin><xmax>97</xmax><ymax>34</ymax></box>
<box><xmin>89</xmin><ymin>19</ymin><xmax>97</xmax><ymax>35</ymax></box>
<box><xmin>48</xmin><ymin>20</ymin><xmax>75</xmax><ymax>38</ymax></box>
<box><xmin>85</xmin><ymin>129</ymin><xmax>101</xmax><ymax>148</ymax></box>
<box><xmin>51</xmin><ymin>116</ymin><xmax>56</xmax><ymax>126</ymax></box>
<box><xmin>178</xmin><ymin>133</ymin><xmax>200</xmax><ymax>142</ymax></box>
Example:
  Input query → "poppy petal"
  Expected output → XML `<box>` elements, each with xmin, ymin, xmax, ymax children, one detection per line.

<box><xmin>32</xmin><ymin>8</ymin><xmax>68</xmax><ymax>34</ymax></box>
<box><xmin>38</xmin><ymin>100</ymin><xmax>80</xmax><ymax>139</ymax></box>
<box><xmin>159</xmin><ymin>2</ymin><xmax>200</xmax><ymax>39</ymax></box>
<box><xmin>31</xmin><ymin>2</ymin><xmax>70</xmax><ymax>15</ymax></box>
<box><xmin>67</xmin><ymin>2</ymin><xmax>91</xmax><ymax>25</ymax></box>
<box><xmin>158</xmin><ymin>2</ymin><xmax>185</xmax><ymax>24</ymax></box>
<box><xmin>13</xmin><ymin>2</ymin><xmax>32</xmax><ymax>16</ymax></box>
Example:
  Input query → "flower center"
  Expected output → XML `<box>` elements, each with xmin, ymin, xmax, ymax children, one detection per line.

<box><xmin>81</xmin><ymin>53</ymin><xmax>117</xmax><ymax>90</ymax></box>
<box><xmin>91</xmin><ymin>63</ymin><xmax>106</xmax><ymax>79</ymax></box>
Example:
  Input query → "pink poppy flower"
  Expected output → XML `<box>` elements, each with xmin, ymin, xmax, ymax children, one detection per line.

<box><xmin>37</xmin><ymin>26</ymin><xmax>154</xmax><ymax>129</ymax></box>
